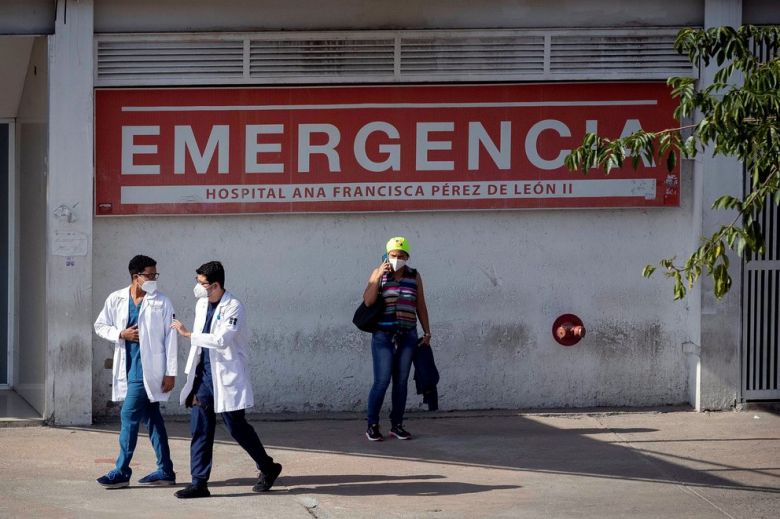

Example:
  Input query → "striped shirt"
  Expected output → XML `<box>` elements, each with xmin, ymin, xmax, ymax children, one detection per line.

<box><xmin>377</xmin><ymin>267</ymin><xmax>418</xmax><ymax>331</ymax></box>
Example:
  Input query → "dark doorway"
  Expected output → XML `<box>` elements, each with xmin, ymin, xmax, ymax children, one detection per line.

<box><xmin>0</xmin><ymin>123</ymin><xmax>8</xmax><ymax>385</ymax></box>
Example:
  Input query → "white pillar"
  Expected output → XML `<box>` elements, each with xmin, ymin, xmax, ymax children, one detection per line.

<box><xmin>693</xmin><ymin>0</ymin><xmax>743</xmax><ymax>410</ymax></box>
<box><xmin>46</xmin><ymin>0</ymin><xmax>94</xmax><ymax>425</ymax></box>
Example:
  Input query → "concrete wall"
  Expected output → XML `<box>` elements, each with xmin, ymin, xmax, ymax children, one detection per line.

<box><xmin>16</xmin><ymin>37</ymin><xmax>48</xmax><ymax>414</ymax></box>
<box><xmin>87</xmin><ymin>0</ymin><xmax>708</xmax><ymax>416</ymax></box>
<box><xmin>87</xmin><ymin>0</ymin><xmax>780</xmax><ymax>416</ymax></box>
<box><xmin>46</xmin><ymin>0</ymin><xmax>94</xmax><ymax>425</ymax></box>
<box><xmin>692</xmin><ymin>0</ymin><xmax>743</xmax><ymax>410</ymax></box>
<box><xmin>92</xmin><ymin>160</ymin><xmax>695</xmax><ymax>415</ymax></box>
<box><xmin>93</xmin><ymin>0</ymin><xmax>705</xmax><ymax>32</ymax></box>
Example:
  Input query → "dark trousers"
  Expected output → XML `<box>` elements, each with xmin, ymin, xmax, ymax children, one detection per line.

<box><xmin>189</xmin><ymin>377</ymin><xmax>274</xmax><ymax>486</ymax></box>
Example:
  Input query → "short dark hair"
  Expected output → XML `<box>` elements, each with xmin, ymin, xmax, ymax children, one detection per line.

<box><xmin>196</xmin><ymin>261</ymin><xmax>225</xmax><ymax>288</ymax></box>
<box><xmin>128</xmin><ymin>255</ymin><xmax>156</xmax><ymax>277</ymax></box>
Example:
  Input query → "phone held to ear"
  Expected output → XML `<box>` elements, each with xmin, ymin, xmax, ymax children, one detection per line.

<box><xmin>382</xmin><ymin>253</ymin><xmax>389</xmax><ymax>263</ymax></box>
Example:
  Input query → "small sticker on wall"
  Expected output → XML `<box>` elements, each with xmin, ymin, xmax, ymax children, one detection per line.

<box><xmin>65</xmin><ymin>256</ymin><xmax>75</xmax><ymax>267</ymax></box>
<box><xmin>52</xmin><ymin>230</ymin><xmax>88</xmax><ymax>256</ymax></box>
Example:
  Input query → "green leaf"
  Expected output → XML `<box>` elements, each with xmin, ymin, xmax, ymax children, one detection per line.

<box><xmin>567</xmin><ymin>25</ymin><xmax>780</xmax><ymax>300</ymax></box>
<box><xmin>712</xmin><ymin>195</ymin><xmax>740</xmax><ymax>210</ymax></box>
<box><xmin>666</xmin><ymin>151</ymin><xmax>677</xmax><ymax>172</ymax></box>
<box><xmin>736</xmin><ymin>236</ymin><xmax>746</xmax><ymax>258</ymax></box>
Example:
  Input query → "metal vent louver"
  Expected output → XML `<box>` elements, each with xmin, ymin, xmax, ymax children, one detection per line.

<box><xmin>550</xmin><ymin>34</ymin><xmax>693</xmax><ymax>76</ymax></box>
<box><xmin>249</xmin><ymin>38</ymin><xmax>395</xmax><ymax>79</ymax></box>
<box><xmin>94</xmin><ymin>28</ymin><xmax>697</xmax><ymax>86</ymax></box>
<box><xmin>96</xmin><ymin>40</ymin><xmax>244</xmax><ymax>81</ymax></box>
<box><xmin>400</xmin><ymin>35</ymin><xmax>545</xmax><ymax>78</ymax></box>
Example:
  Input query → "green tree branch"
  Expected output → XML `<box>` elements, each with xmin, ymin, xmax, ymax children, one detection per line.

<box><xmin>565</xmin><ymin>25</ymin><xmax>780</xmax><ymax>300</ymax></box>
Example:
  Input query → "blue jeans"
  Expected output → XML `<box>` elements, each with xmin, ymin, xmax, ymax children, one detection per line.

<box><xmin>189</xmin><ymin>376</ymin><xmax>275</xmax><ymax>486</ymax></box>
<box><xmin>367</xmin><ymin>329</ymin><xmax>418</xmax><ymax>426</ymax></box>
<box><xmin>115</xmin><ymin>381</ymin><xmax>174</xmax><ymax>477</ymax></box>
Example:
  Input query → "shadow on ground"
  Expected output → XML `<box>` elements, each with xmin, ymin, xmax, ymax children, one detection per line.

<box><xmin>77</xmin><ymin>411</ymin><xmax>780</xmax><ymax>497</ymax></box>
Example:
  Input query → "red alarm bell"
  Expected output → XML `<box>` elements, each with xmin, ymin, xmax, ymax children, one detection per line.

<box><xmin>552</xmin><ymin>314</ymin><xmax>586</xmax><ymax>346</ymax></box>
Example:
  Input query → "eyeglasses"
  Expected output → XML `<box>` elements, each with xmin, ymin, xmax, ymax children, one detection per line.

<box><xmin>138</xmin><ymin>272</ymin><xmax>160</xmax><ymax>280</ymax></box>
<box><xmin>195</xmin><ymin>277</ymin><xmax>212</xmax><ymax>287</ymax></box>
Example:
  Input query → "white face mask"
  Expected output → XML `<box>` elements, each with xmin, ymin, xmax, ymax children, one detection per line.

<box><xmin>141</xmin><ymin>280</ymin><xmax>157</xmax><ymax>294</ymax></box>
<box><xmin>193</xmin><ymin>283</ymin><xmax>209</xmax><ymax>299</ymax></box>
<box><xmin>389</xmin><ymin>258</ymin><xmax>407</xmax><ymax>271</ymax></box>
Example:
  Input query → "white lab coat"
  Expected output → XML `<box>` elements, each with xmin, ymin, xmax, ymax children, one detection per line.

<box><xmin>94</xmin><ymin>287</ymin><xmax>178</xmax><ymax>402</ymax></box>
<box><xmin>179</xmin><ymin>291</ymin><xmax>254</xmax><ymax>414</ymax></box>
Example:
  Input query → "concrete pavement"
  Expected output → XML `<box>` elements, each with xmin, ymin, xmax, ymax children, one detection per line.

<box><xmin>1</xmin><ymin>407</ymin><xmax>779</xmax><ymax>518</ymax></box>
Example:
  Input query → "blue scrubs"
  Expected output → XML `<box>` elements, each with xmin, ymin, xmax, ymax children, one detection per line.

<box><xmin>189</xmin><ymin>298</ymin><xmax>275</xmax><ymax>486</ymax></box>
<box><xmin>125</xmin><ymin>297</ymin><xmax>143</xmax><ymax>382</ymax></box>
<box><xmin>115</xmin><ymin>292</ymin><xmax>174</xmax><ymax>478</ymax></box>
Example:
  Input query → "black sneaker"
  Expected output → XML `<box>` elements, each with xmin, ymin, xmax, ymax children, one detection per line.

<box><xmin>253</xmin><ymin>462</ymin><xmax>282</xmax><ymax>492</ymax></box>
<box><xmin>366</xmin><ymin>423</ymin><xmax>383</xmax><ymax>441</ymax></box>
<box><xmin>390</xmin><ymin>424</ymin><xmax>412</xmax><ymax>440</ymax></box>
<box><xmin>174</xmin><ymin>483</ymin><xmax>210</xmax><ymax>499</ymax></box>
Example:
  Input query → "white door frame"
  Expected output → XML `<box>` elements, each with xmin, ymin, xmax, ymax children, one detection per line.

<box><xmin>0</xmin><ymin>118</ymin><xmax>15</xmax><ymax>389</ymax></box>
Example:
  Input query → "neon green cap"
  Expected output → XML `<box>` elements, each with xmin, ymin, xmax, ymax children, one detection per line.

<box><xmin>386</xmin><ymin>236</ymin><xmax>410</xmax><ymax>255</ymax></box>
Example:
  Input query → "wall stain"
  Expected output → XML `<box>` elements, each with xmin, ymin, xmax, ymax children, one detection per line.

<box><xmin>480</xmin><ymin>266</ymin><xmax>501</xmax><ymax>287</ymax></box>
<box><xmin>57</xmin><ymin>336</ymin><xmax>91</xmax><ymax>373</ymax></box>
<box><xmin>89</xmin><ymin>308</ymin><xmax>686</xmax><ymax>415</ymax></box>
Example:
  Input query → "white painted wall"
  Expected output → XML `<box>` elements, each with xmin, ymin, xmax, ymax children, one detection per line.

<box><xmin>2</xmin><ymin>0</ymin><xmax>754</xmax><ymax>420</ymax></box>
<box><xmin>87</xmin><ymin>0</ymin><xmax>710</xmax><ymax>416</ymax></box>
<box><xmin>46</xmin><ymin>0</ymin><xmax>94</xmax><ymax>425</ymax></box>
<box><xmin>93</xmin><ymin>161</ymin><xmax>695</xmax><ymax>415</ymax></box>
<box><xmin>693</xmin><ymin>0</ymin><xmax>743</xmax><ymax>410</ymax></box>
<box><xmin>16</xmin><ymin>37</ymin><xmax>48</xmax><ymax>414</ymax></box>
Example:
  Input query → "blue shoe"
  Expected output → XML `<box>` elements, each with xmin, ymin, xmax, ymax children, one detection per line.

<box><xmin>138</xmin><ymin>469</ymin><xmax>176</xmax><ymax>486</ymax></box>
<box><xmin>96</xmin><ymin>469</ymin><xmax>130</xmax><ymax>489</ymax></box>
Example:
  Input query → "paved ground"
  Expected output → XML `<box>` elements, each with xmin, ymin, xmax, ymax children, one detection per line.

<box><xmin>1</xmin><ymin>407</ymin><xmax>779</xmax><ymax>518</ymax></box>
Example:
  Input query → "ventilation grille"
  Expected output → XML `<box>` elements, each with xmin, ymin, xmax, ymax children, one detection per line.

<box><xmin>400</xmin><ymin>35</ymin><xmax>544</xmax><ymax>77</ymax></box>
<box><xmin>95</xmin><ymin>29</ymin><xmax>697</xmax><ymax>85</ymax></box>
<box><xmin>550</xmin><ymin>35</ymin><xmax>694</xmax><ymax>76</ymax></box>
<box><xmin>250</xmin><ymin>38</ymin><xmax>395</xmax><ymax>78</ymax></box>
<box><xmin>97</xmin><ymin>40</ymin><xmax>244</xmax><ymax>80</ymax></box>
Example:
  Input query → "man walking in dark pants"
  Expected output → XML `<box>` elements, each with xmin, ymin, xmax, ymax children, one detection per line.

<box><xmin>171</xmin><ymin>261</ymin><xmax>282</xmax><ymax>499</ymax></box>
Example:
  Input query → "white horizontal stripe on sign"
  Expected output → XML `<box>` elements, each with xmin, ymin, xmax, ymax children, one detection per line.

<box><xmin>121</xmin><ymin>179</ymin><xmax>656</xmax><ymax>205</ymax></box>
<box><xmin>121</xmin><ymin>100</ymin><xmax>658</xmax><ymax>112</ymax></box>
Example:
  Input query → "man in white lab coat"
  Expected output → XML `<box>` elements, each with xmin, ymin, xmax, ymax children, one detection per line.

<box><xmin>94</xmin><ymin>255</ymin><xmax>177</xmax><ymax>488</ymax></box>
<box><xmin>172</xmin><ymin>260</ymin><xmax>282</xmax><ymax>499</ymax></box>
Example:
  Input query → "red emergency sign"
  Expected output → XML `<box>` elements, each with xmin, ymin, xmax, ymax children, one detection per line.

<box><xmin>94</xmin><ymin>83</ymin><xmax>680</xmax><ymax>215</ymax></box>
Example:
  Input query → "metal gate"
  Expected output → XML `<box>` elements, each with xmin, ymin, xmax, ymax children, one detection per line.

<box><xmin>741</xmin><ymin>37</ymin><xmax>780</xmax><ymax>401</ymax></box>
<box><xmin>742</xmin><ymin>186</ymin><xmax>780</xmax><ymax>400</ymax></box>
